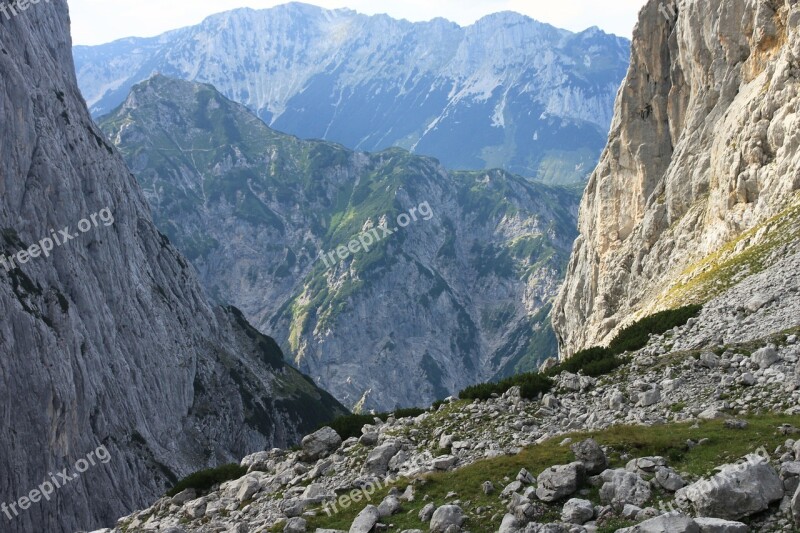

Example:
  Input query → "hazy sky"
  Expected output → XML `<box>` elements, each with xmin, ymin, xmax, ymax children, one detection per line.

<box><xmin>68</xmin><ymin>0</ymin><xmax>648</xmax><ymax>46</ymax></box>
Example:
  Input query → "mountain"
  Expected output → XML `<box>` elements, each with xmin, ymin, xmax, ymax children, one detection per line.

<box><xmin>553</xmin><ymin>0</ymin><xmax>800</xmax><ymax>355</ymax></box>
<box><xmin>102</xmin><ymin>0</ymin><xmax>800</xmax><ymax>531</ymax></box>
<box><xmin>0</xmin><ymin>3</ymin><xmax>346</xmax><ymax>532</ymax></box>
<box><xmin>98</xmin><ymin>75</ymin><xmax>581</xmax><ymax>411</ymax></box>
<box><xmin>74</xmin><ymin>3</ymin><xmax>630</xmax><ymax>185</ymax></box>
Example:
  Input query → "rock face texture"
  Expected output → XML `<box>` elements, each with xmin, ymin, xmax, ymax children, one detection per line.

<box><xmin>0</xmin><ymin>3</ymin><xmax>345</xmax><ymax>532</ymax></box>
<box><xmin>73</xmin><ymin>4</ymin><xmax>630</xmax><ymax>184</ymax></box>
<box><xmin>553</xmin><ymin>0</ymin><xmax>800</xmax><ymax>356</ymax></box>
<box><xmin>99</xmin><ymin>76</ymin><xmax>580</xmax><ymax>411</ymax></box>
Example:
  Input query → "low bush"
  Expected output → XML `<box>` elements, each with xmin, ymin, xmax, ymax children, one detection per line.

<box><xmin>608</xmin><ymin>304</ymin><xmax>702</xmax><ymax>353</ymax></box>
<box><xmin>326</xmin><ymin>413</ymin><xmax>378</xmax><ymax>440</ymax></box>
<box><xmin>459</xmin><ymin>372</ymin><xmax>553</xmax><ymax>401</ymax></box>
<box><xmin>393</xmin><ymin>407</ymin><xmax>426</xmax><ymax>419</ymax></box>
<box><xmin>166</xmin><ymin>463</ymin><xmax>247</xmax><ymax>497</ymax></box>
<box><xmin>324</xmin><ymin>407</ymin><xmax>428</xmax><ymax>440</ymax></box>
<box><xmin>545</xmin><ymin>304</ymin><xmax>703</xmax><ymax>378</ymax></box>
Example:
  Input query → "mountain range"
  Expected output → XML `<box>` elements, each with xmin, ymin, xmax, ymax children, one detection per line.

<box><xmin>73</xmin><ymin>3</ymin><xmax>630</xmax><ymax>185</ymax></box>
<box><xmin>98</xmin><ymin>75</ymin><xmax>580</xmax><ymax>411</ymax></box>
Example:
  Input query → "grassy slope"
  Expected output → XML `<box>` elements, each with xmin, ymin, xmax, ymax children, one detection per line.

<box><xmin>292</xmin><ymin>413</ymin><xmax>800</xmax><ymax>532</ymax></box>
<box><xmin>657</xmin><ymin>194</ymin><xmax>800</xmax><ymax>309</ymax></box>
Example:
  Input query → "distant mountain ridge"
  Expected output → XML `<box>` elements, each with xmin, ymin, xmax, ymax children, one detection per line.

<box><xmin>99</xmin><ymin>75</ymin><xmax>581</xmax><ymax>411</ymax></box>
<box><xmin>75</xmin><ymin>2</ymin><xmax>630</xmax><ymax>184</ymax></box>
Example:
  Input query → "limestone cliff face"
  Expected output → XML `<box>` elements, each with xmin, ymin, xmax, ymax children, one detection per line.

<box><xmin>553</xmin><ymin>0</ymin><xmax>800</xmax><ymax>356</ymax></box>
<box><xmin>0</xmin><ymin>3</ymin><xmax>344</xmax><ymax>532</ymax></box>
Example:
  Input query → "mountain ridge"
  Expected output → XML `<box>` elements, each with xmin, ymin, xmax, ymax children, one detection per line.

<box><xmin>98</xmin><ymin>73</ymin><xmax>581</xmax><ymax>411</ymax></box>
<box><xmin>74</xmin><ymin>2</ymin><xmax>630</xmax><ymax>184</ymax></box>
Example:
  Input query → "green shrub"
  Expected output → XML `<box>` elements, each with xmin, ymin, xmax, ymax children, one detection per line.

<box><xmin>324</xmin><ymin>407</ymin><xmax>427</xmax><ymax>440</ymax></box>
<box><xmin>393</xmin><ymin>407</ymin><xmax>426</xmax><ymax>419</ymax></box>
<box><xmin>608</xmin><ymin>304</ymin><xmax>702</xmax><ymax>354</ymax></box>
<box><xmin>545</xmin><ymin>346</ymin><xmax>624</xmax><ymax>378</ymax></box>
<box><xmin>326</xmin><ymin>413</ymin><xmax>380</xmax><ymax>440</ymax></box>
<box><xmin>543</xmin><ymin>304</ymin><xmax>703</xmax><ymax>379</ymax></box>
<box><xmin>166</xmin><ymin>463</ymin><xmax>247</xmax><ymax>497</ymax></box>
<box><xmin>459</xmin><ymin>372</ymin><xmax>553</xmax><ymax>401</ymax></box>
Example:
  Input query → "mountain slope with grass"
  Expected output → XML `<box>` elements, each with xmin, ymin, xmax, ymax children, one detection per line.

<box><xmin>553</xmin><ymin>0</ymin><xmax>800</xmax><ymax>357</ymax></box>
<box><xmin>0</xmin><ymin>3</ymin><xmax>345</xmax><ymax>532</ymax></box>
<box><xmin>74</xmin><ymin>3</ymin><xmax>630</xmax><ymax>184</ymax></box>
<box><xmin>98</xmin><ymin>75</ymin><xmax>581</xmax><ymax>412</ymax></box>
<box><xmin>109</xmin><ymin>242</ymin><xmax>800</xmax><ymax>532</ymax></box>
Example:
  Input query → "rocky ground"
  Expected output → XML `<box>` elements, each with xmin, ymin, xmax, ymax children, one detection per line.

<box><xmin>94</xmin><ymin>252</ymin><xmax>800</xmax><ymax>533</ymax></box>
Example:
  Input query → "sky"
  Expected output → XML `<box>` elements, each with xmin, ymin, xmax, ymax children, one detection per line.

<box><xmin>67</xmin><ymin>0</ymin><xmax>648</xmax><ymax>46</ymax></box>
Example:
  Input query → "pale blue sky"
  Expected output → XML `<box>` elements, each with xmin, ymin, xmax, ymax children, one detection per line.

<box><xmin>67</xmin><ymin>0</ymin><xmax>648</xmax><ymax>45</ymax></box>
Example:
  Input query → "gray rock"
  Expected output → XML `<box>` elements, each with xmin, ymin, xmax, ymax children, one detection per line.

<box><xmin>302</xmin><ymin>427</ymin><xmax>343</xmax><ymax>461</ymax></box>
<box><xmin>622</xmin><ymin>503</ymin><xmax>642</xmax><ymax>519</ymax></box>
<box><xmin>429</xmin><ymin>505</ymin><xmax>465</xmax><ymax>533</ymax></box>
<box><xmin>419</xmin><ymin>502</ymin><xmax>436</xmax><ymax>522</ymax></box>
<box><xmin>675</xmin><ymin>455</ymin><xmax>784</xmax><ymax>520</ymax></box>
<box><xmin>359</xmin><ymin>432</ymin><xmax>379</xmax><ymax>446</ymax></box>
<box><xmin>171</xmin><ymin>488</ymin><xmax>197</xmax><ymax>506</ymax></box>
<box><xmin>723</xmin><ymin>419</ymin><xmax>748</xmax><ymax>430</ymax></box>
<box><xmin>349</xmin><ymin>505</ymin><xmax>380</xmax><ymax>533</ymax></box>
<box><xmin>433</xmin><ymin>455</ymin><xmax>457</xmax><ymax>470</ymax></box>
<box><xmin>616</xmin><ymin>513</ymin><xmax>700</xmax><ymax>533</ymax></box>
<box><xmin>536</xmin><ymin>462</ymin><xmax>585</xmax><ymax>502</ymax></box>
<box><xmin>502</xmin><ymin>480</ymin><xmax>524</xmax><ymax>497</ymax></box>
<box><xmin>571</xmin><ymin>438</ymin><xmax>608</xmax><ymax>475</ymax></box>
<box><xmin>655</xmin><ymin>467</ymin><xmax>686</xmax><ymax>492</ymax></box>
<box><xmin>377</xmin><ymin>494</ymin><xmax>402</xmax><ymax>517</ymax></box>
<box><xmin>560</xmin><ymin>498</ymin><xmax>594</xmax><ymax>524</ymax></box>
<box><xmin>599</xmin><ymin>469</ymin><xmax>651</xmax><ymax>507</ymax></box>
<box><xmin>626</xmin><ymin>457</ymin><xmax>666</xmax><ymax>475</ymax></box>
<box><xmin>638</xmin><ymin>389</ymin><xmax>661</xmax><ymax>407</ymax></box>
<box><xmin>284</xmin><ymin>517</ymin><xmax>307</xmax><ymax>533</ymax></box>
<box><xmin>499</xmin><ymin>513</ymin><xmax>523</xmax><ymax>533</ymax></box>
<box><xmin>792</xmin><ymin>483</ymin><xmax>800</xmax><ymax>526</ymax></box>
<box><xmin>751</xmin><ymin>345</ymin><xmax>779</xmax><ymax>369</ymax></box>
<box><xmin>693</xmin><ymin>517</ymin><xmax>748</xmax><ymax>533</ymax></box>
<box><xmin>185</xmin><ymin>498</ymin><xmax>207</xmax><ymax>519</ymax></box>
<box><xmin>539</xmin><ymin>358</ymin><xmax>559</xmax><ymax>373</ymax></box>
<box><xmin>363</xmin><ymin>442</ymin><xmax>400</xmax><ymax>475</ymax></box>
<box><xmin>517</xmin><ymin>468</ymin><xmax>536</xmax><ymax>484</ymax></box>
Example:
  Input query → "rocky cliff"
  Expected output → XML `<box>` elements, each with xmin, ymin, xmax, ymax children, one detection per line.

<box><xmin>0</xmin><ymin>3</ymin><xmax>345</xmax><ymax>532</ymax></box>
<box><xmin>554</xmin><ymin>0</ymin><xmax>800</xmax><ymax>356</ymax></box>
<box><xmin>99</xmin><ymin>75</ymin><xmax>580</xmax><ymax>412</ymax></box>
<box><xmin>73</xmin><ymin>3</ymin><xmax>630</xmax><ymax>184</ymax></box>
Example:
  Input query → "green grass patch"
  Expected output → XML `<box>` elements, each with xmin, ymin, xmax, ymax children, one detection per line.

<box><xmin>304</xmin><ymin>414</ymin><xmax>800</xmax><ymax>532</ymax></box>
